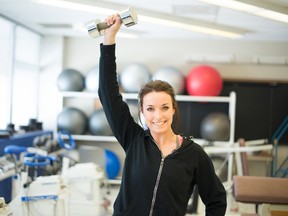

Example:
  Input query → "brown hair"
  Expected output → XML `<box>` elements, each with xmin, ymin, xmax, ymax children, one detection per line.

<box><xmin>138</xmin><ymin>80</ymin><xmax>179</xmax><ymax>132</ymax></box>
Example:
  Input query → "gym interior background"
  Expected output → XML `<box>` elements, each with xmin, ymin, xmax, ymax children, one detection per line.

<box><xmin>0</xmin><ymin>1</ymin><xmax>288</xmax><ymax>215</ymax></box>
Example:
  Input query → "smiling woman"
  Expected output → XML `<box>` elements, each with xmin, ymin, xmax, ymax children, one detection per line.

<box><xmin>97</xmin><ymin>13</ymin><xmax>227</xmax><ymax>216</ymax></box>
<box><xmin>140</xmin><ymin>85</ymin><xmax>179</xmax><ymax>158</ymax></box>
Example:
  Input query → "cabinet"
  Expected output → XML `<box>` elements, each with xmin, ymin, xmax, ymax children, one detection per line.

<box><xmin>58</xmin><ymin>91</ymin><xmax>236</xmax><ymax>146</ymax></box>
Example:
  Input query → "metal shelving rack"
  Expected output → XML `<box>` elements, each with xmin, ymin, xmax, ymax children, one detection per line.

<box><xmin>58</xmin><ymin>91</ymin><xmax>236</xmax><ymax>147</ymax></box>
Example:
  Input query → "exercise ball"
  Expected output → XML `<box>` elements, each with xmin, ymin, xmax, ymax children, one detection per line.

<box><xmin>200</xmin><ymin>112</ymin><xmax>230</xmax><ymax>141</ymax></box>
<box><xmin>85</xmin><ymin>65</ymin><xmax>99</xmax><ymax>92</ymax></box>
<box><xmin>186</xmin><ymin>65</ymin><xmax>223</xmax><ymax>96</ymax></box>
<box><xmin>120</xmin><ymin>63</ymin><xmax>151</xmax><ymax>93</ymax></box>
<box><xmin>57</xmin><ymin>68</ymin><xmax>85</xmax><ymax>91</ymax></box>
<box><xmin>105</xmin><ymin>149</ymin><xmax>121</xmax><ymax>179</ymax></box>
<box><xmin>57</xmin><ymin>107</ymin><xmax>88</xmax><ymax>135</ymax></box>
<box><xmin>152</xmin><ymin>66</ymin><xmax>185</xmax><ymax>94</ymax></box>
<box><xmin>88</xmin><ymin>109</ymin><xmax>113</xmax><ymax>136</ymax></box>
<box><xmin>127</xmin><ymin>101</ymin><xmax>139</xmax><ymax>123</ymax></box>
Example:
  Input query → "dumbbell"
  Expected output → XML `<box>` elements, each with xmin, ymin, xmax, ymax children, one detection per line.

<box><xmin>87</xmin><ymin>7</ymin><xmax>138</xmax><ymax>39</ymax></box>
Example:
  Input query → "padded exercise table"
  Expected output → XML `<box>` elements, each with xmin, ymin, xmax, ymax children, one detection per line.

<box><xmin>233</xmin><ymin>176</ymin><xmax>288</xmax><ymax>216</ymax></box>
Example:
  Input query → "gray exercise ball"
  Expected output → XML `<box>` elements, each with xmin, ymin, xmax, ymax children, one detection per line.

<box><xmin>89</xmin><ymin>109</ymin><xmax>113</xmax><ymax>136</ymax></box>
<box><xmin>200</xmin><ymin>112</ymin><xmax>230</xmax><ymax>141</ymax></box>
<box><xmin>57</xmin><ymin>68</ymin><xmax>85</xmax><ymax>91</ymax></box>
<box><xmin>85</xmin><ymin>65</ymin><xmax>99</xmax><ymax>92</ymax></box>
<box><xmin>127</xmin><ymin>101</ymin><xmax>139</xmax><ymax>123</ymax></box>
<box><xmin>152</xmin><ymin>66</ymin><xmax>185</xmax><ymax>94</ymax></box>
<box><xmin>57</xmin><ymin>107</ymin><xmax>88</xmax><ymax>134</ymax></box>
<box><xmin>120</xmin><ymin>63</ymin><xmax>151</xmax><ymax>93</ymax></box>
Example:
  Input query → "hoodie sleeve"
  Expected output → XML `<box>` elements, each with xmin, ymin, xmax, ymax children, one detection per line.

<box><xmin>98</xmin><ymin>43</ymin><xmax>142</xmax><ymax>151</ymax></box>
<box><xmin>196</xmin><ymin>146</ymin><xmax>227</xmax><ymax>216</ymax></box>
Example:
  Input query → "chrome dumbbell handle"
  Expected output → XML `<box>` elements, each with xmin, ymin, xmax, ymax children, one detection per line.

<box><xmin>87</xmin><ymin>7</ymin><xmax>138</xmax><ymax>39</ymax></box>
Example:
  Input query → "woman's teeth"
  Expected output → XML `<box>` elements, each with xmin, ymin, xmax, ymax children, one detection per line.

<box><xmin>153</xmin><ymin>121</ymin><xmax>165</xmax><ymax>125</ymax></box>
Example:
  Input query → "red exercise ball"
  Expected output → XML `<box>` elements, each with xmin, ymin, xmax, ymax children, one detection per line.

<box><xmin>186</xmin><ymin>65</ymin><xmax>223</xmax><ymax>96</ymax></box>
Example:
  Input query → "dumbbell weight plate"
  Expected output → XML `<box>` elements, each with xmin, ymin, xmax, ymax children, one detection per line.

<box><xmin>120</xmin><ymin>7</ymin><xmax>138</xmax><ymax>27</ymax></box>
<box><xmin>86</xmin><ymin>19</ymin><xmax>103</xmax><ymax>39</ymax></box>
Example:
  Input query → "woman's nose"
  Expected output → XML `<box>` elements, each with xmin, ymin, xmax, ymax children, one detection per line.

<box><xmin>154</xmin><ymin>109</ymin><xmax>162</xmax><ymax>118</ymax></box>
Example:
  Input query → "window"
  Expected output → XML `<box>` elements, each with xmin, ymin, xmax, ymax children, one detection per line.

<box><xmin>0</xmin><ymin>17</ymin><xmax>13</xmax><ymax>129</ymax></box>
<box><xmin>0</xmin><ymin>16</ymin><xmax>41</xmax><ymax>131</ymax></box>
<box><xmin>12</xmin><ymin>26</ymin><xmax>41</xmax><ymax>127</ymax></box>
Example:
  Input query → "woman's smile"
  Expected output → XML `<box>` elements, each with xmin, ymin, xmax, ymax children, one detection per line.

<box><xmin>153</xmin><ymin>121</ymin><xmax>166</xmax><ymax>126</ymax></box>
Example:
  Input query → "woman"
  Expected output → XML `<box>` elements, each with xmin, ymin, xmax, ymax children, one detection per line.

<box><xmin>98</xmin><ymin>14</ymin><xmax>227</xmax><ymax>216</ymax></box>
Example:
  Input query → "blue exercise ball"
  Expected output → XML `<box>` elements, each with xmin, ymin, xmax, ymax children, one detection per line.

<box><xmin>57</xmin><ymin>107</ymin><xmax>88</xmax><ymax>135</ymax></box>
<box><xmin>105</xmin><ymin>149</ymin><xmax>121</xmax><ymax>179</ymax></box>
<box><xmin>88</xmin><ymin>109</ymin><xmax>113</xmax><ymax>136</ymax></box>
<box><xmin>152</xmin><ymin>66</ymin><xmax>185</xmax><ymax>94</ymax></box>
<box><xmin>200</xmin><ymin>112</ymin><xmax>230</xmax><ymax>141</ymax></box>
<box><xmin>120</xmin><ymin>63</ymin><xmax>151</xmax><ymax>93</ymax></box>
<box><xmin>57</xmin><ymin>68</ymin><xmax>85</xmax><ymax>91</ymax></box>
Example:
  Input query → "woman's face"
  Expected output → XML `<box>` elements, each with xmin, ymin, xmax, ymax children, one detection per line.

<box><xmin>141</xmin><ymin>91</ymin><xmax>175</xmax><ymax>135</ymax></box>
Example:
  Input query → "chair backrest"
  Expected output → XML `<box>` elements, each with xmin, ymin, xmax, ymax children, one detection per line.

<box><xmin>238</xmin><ymin>138</ymin><xmax>249</xmax><ymax>176</ymax></box>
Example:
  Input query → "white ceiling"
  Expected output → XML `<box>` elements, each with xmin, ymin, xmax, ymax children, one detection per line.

<box><xmin>0</xmin><ymin>0</ymin><xmax>288</xmax><ymax>41</ymax></box>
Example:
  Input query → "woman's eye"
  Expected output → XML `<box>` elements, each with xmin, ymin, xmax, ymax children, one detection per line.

<box><xmin>147</xmin><ymin>107</ymin><xmax>153</xmax><ymax>111</ymax></box>
<box><xmin>163</xmin><ymin>106</ymin><xmax>169</xmax><ymax>110</ymax></box>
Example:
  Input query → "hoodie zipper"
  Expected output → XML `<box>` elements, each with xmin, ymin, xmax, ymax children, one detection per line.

<box><xmin>149</xmin><ymin>157</ymin><xmax>164</xmax><ymax>216</ymax></box>
<box><xmin>149</xmin><ymin>136</ymin><xmax>170</xmax><ymax>216</ymax></box>
<box><xmin>149</xmin><ymin>136</ymin><xmax>180</xmax><ymax>216</ymax></box>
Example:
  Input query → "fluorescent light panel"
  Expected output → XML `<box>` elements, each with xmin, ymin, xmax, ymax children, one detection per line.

<box><xmin>197</xmin><ymin>0</ymin><xmax>288</xmax><ymax>23</ymax></box>
<box><xmin>33</xmin><ymin>0</ymin><xmax>244</xmax><ymax>38</ymax></box>
<box><xmin>33</xmin><ymin>0</ymin><xmax>115</xmax><ymax>14</ymax></box>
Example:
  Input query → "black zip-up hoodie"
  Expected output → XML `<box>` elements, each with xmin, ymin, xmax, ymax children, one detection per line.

<box><xmin>98</xmin><ymin>43</ymin><xmax>227</xmax><ymax>216</ymax></box>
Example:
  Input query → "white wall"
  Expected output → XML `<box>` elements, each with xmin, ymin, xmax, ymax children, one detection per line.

<box><xmin>38</xmin><ymin>36</ymin><xmax>64</xmax><ymax>132</ymax></box>
<box><xmin>63</xmin><ymin>37</ymin><xmax>288</xmax><ymax>82</ymax></box>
